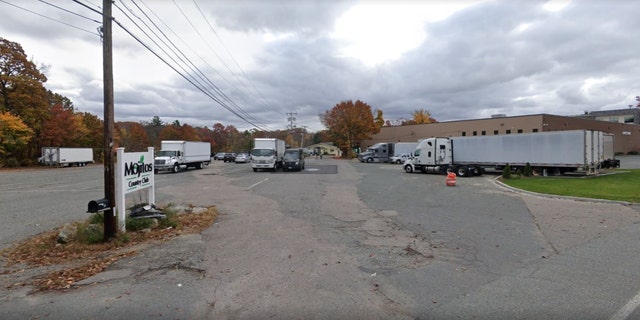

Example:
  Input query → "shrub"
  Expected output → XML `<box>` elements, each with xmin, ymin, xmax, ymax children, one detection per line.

<box><xmin>125</xmin><ymin>216</ymin><xmax>154</xmax><ymax>231</ymax></box>
<box><xmin>502</xmin><ymin>164</ymin><xmax>512</xmax><ymax>179</ymax></box>
<box><xmin>75</xmin><ymin>224</ymin><xmax>104</xmax><ymax>244</ymax></box>
<box><xmin>523</xmin><ymin>162</ymin><xmax>533</xmax><ymax>177</ymax></box>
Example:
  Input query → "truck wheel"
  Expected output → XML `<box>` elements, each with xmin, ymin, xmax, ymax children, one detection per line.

<box><xmin>172</xmin><ymin>164</ymin><xmax>180</xmax><ymax>173</ymax></box>
<box><xmin>404</xmin><ymin>165</ymin><xmax>413</xmax><ymax>173</ymax></box>
<box><xmin>456</xmin><ymin>167</ymin><xmax>467</xmax><ymax>177</ymax></box>
<box><xmin>396</xmin><ymin>160</ymin><xmax>402</xmax><ymax>164</ymax></box>
<box><xmin>197</xmin><ymin>162</ymin><xmax>204</xmax><ymax>169</ymax></box>
<box><xmin>253</xmin><ymin>168</ymin><xmax>257</xmax><ymax>172</ymax></box>
<box><xmin>154</xmin><ymin>169</ymin><xmax>158</xmax><ymax>174</ymax></box>
<box><xmin>366</xmin><ymin>158</ymin><xmax>373</xmax><ymax>163</ymax></box>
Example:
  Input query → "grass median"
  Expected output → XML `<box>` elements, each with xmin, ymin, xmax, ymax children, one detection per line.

<box><xmin>499</xmin><ymin>169</ymin><xmax>640</xmax><ymax>203</ymax></box>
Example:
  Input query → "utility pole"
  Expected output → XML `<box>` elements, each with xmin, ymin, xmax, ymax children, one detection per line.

<box><xmin>286</xmin><ymin>112</ymin><xmax>297</xmax><ymax>130</ymax></box>
<box><xmin>102</xmin><ymin>0</ymin><xmax>116</xmax><ymax>241</ymax></box>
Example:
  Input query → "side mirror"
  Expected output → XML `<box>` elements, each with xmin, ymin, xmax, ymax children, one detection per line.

<box><xmin>88</xmin><ymin>198</ymin><xmax>110</xmax><ymax>213</ymax></box>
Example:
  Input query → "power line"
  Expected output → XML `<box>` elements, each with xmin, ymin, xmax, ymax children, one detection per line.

<box><xmin>0</xmin><ymin>0</ymin><xmax>99</xmax><ymax>36</ymax></box>
<box><xmin>117</xmin><ymin>0</ymin><xmax>270</xmax><ymax>131</ymax></box>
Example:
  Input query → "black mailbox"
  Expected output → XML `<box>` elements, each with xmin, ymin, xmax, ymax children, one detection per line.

<box><xmin>87</xmin><ymin>198</ymin><xmax>110</xmax><ymax>213</ymax></box>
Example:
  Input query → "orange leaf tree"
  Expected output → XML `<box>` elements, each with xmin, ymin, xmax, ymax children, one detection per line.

<box><xmin>321</xmin><ymin>100</ymin><xmax>380</xmax><ymax>158</ymax></box>
<box><xmin>0</xmin><ymin>111</ymin><xmax>33</xmax><ymax>166</ymax></box>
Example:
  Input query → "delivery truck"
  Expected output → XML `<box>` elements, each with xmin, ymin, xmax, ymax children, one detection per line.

<box><xmin>39</xmin><ymin>147</ymin><xmax>94</xmax><ymax>167</ymax></box>
<box><xmin>251</xmin><ymin>138</ymin><xmax>286</xmax><ymax>172</ymax></box>
<box><xmin>404</xmin><ymin>130</ymin><xmax>609</xmax><ymax>176</ymax></box>
<box><xmin>154</xmin><ymin>141</ymin><xmax>211</xmax><ymax>173</ymax></box>
<box><xmin>357</xmin><ymin>142</ymin><xmax>418</xmax><ymax>163</ymax></box>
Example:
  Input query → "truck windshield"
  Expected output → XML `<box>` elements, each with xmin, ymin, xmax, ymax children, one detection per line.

<box><xmin>157</xmin><ymin>150</ymin><xmax>178</xmax><ymax>157</ymax></box>
<box><xmin>251</xmin><ymin>149</ymin><xmax>274</xmax><ymax>157</ymax></box>
<box><xmin>283</xmin><ymin>152</ymin><xmax>299</xmax><ymax>160</ymax></box>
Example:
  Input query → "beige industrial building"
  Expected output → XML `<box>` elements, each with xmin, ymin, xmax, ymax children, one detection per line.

<box><xmin>361</xmin><ymin>113</ymin><xmax>640</xmax><ymax>155</ymax></box>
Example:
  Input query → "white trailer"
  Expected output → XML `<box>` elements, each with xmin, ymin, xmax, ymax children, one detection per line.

<box><xmin>251</xmin><ymin>138</ymin><xmax>286</xmax><ymax>171</ymax></box>
<box><xmin>404</xmin><ymin>130</ymin><xmax>607</xmax><ymax>176</ymax></box>
<box><xmin>154</xmin><ymin>141</ymin><xmax>211</xmax><ymax>173</ymax></box>
<box><xmin>40</xmin><ymin>147</ymin><xmax>94</xmax><ymax>167</ymax></box>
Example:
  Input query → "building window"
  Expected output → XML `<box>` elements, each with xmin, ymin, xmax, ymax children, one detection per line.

<box><xmin>517</xmin><ymin>129</ymin><xmax>523</xmax><ymax>133</ymax></box>
<box><xmin>624</xmin><ymin>116</ymin><xmax>635</xmax><ymax>123</ymax></box>
<box><xmin>609</xmin><ymin>117</ymin><xmax>618</xmax><ymax>123</ymax></box>
<box><xmin>494</xmin><ymin>130</ymin><xmax>499</xmax><ymax>135</ymax></box>
<box><xmin>481</xmin><ymin>131</ymin><xmax>486</xmax><ymax>135</ymax></box>
<box><xmin>506</xmin><ymin>130</ymin><xmax>511</xmax><ymax>134</ymax></box>
<box><xmin>533</xmin><ymin>128</ymin><xmax>539</xmax><ymax>132</ymax></box>
<box><xmin>461</xmin><ymin>131</ymin><xmax>466</xmax><ymax>136</ymax></box>
<box><xmin>472</xmin><ymin>131</ymin><xmax>477</xmax><ymax>136</ymax></box>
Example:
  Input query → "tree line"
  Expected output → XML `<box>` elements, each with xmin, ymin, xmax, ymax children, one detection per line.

<box><xmin>0</xmin><ymin>37</ymin><xmax>436</xmax><ymax>167</ymax></box>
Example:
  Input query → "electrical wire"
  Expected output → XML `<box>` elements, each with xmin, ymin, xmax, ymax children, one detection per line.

<box><xmin>0</xmin><ymin>0</ymin><xmax>99</xmax><ymax>36</ymax></box>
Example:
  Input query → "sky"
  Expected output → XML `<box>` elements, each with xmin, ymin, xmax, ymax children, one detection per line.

<box><xmin>1</xmin><ymin>0</ymin><xmax>639</xmax><ymax>133</ymax></box>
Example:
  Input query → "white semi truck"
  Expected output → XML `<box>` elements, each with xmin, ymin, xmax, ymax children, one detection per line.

<box><xmin>251</xmin><ymin>138</ymin><xmax>286</xmax><ymax>172</ymax></box>
<box><xmin>404</xmin><ymin>130</ymin><xmax>611</xmax><ymax>177</ymax></box>
<box><xmin>39</xmin><ymin>147</ymin><xmax>94</xmax><ymax>167</ymax></box>
<box><xmin>357</xmin><ymin>142</ymin><xmax>418</xmax><ymax>163</ymax></box>
<box><xmin>154</xmin><ymin>140</ymin><xmax>211</xmax><ymax>173</ymax></box>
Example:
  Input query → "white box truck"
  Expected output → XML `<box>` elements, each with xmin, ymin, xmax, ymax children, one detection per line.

<box><xmin>404</xmin><ymin>130</ymin><xmax>607</xmax><ymax>176</ymax></box>
<box><xmin>39</xmin><ymin>147</ymin><xmax>94</xmax><ymax>167</ymax></box>
<box><xmin>154</xmin><ymin>141</ymin><xmax>211</xmax><ymax>173</ymax></box>
<box><xmin>251</xmin><ymin>138</ymin><xmax>285</xmax><ymax>172</ymax></box>
<box><xmin>358</xmin><ymin>142</ymin><xmax>418</xmax><ymax>163</ymax></box>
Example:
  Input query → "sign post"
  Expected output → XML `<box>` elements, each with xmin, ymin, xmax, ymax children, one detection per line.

<box><xmin>116</xmin><ymin>147</ymin><xmax>155</xmax><ymax>232</ymax></box>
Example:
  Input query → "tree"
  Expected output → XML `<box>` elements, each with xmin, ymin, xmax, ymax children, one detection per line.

<box><xmin>412</xmin><ymin>108</ymin><xmax>436</xmax><ymax>124</ymax></box>
<box><xmin>374</xmin><ymin>109</ymin><xmax>385</xmax><ymax>129</ymax></box>
<box><xmin>39</xmin><ymin>103</ymin><xmax>78</xmax><ymax>147</ymax></box>
<box><xmin>0</xmin><ymin>38</ymin><xmax>50</xmax><ymax>161</ymax></box>
<box><xmin>321</xmin><ymin>100</ymin><xmax>380</xmax><ymax>158</ymax></box>
<box><xmin>116</xmin><ymin>122</ymin><xmax>150</xmax><ymax>152</ymax></box>
<box><xmin>0</xmin><ymin>111</ymin><xmax>33</xmax><ymax>166</ymax></box>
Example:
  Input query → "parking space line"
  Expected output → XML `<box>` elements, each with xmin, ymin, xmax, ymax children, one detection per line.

<box><xmin>610</xmin><ymin>288</ymin><xmax>640</xmax><ymax>320</ymax></box>
<box><xmin>247</xmin><ymin>178</ymin><xmax>269</xmax><ymax>190</ymax></box>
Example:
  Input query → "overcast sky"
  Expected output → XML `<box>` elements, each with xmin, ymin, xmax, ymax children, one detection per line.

<box><xmin>1</xmin><ymin>0</ymin><xmax>639</xmax><ymax>132</ymax></box>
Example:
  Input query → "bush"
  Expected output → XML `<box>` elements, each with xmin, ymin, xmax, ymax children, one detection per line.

<box><xmin>523</xmin><ymin>162</ymin><xmax>533</xmax><ymax>177</ymax></box>
<box><xmin>75</xmin><ymin>224</ymin><xmax>104</xmax><ymax>244</ymax></box>
<box><xmin>125</xmin><ymin>216</ymin><xmax>154</xmax><ymax>231</ymax></box>
<box><xmin>502</xmin><ymin>164</ymin><xmax>512</xmax><ymax>179</ymax></box>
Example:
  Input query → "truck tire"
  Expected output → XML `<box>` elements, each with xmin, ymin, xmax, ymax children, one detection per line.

<box><xmin>154</xmin><ymin>169</ymin><xmax>158</xmax><ymax>174</ymax></box>
<box><xmin>396</xmin><ymin>159</ymin><xmax>402</xmax><ymax>164</ymax></box>
<box><xmin>366</xmin><ymin>158</ymin><xmax>373</xmax><ymax>163</ymax></box>
<box><xmin>253</xmin><ymin>168</ymin><xmax>257</xmax><ymax>172</ymax></box>
<box><xmin>404</xmin><ymin>164</ymin><xmax>414</xmax><ymax>173</ymax></box>
<box><xmin>197</xmin><ymin>162</ymin><xmax>204</xmax><ymax>169</ymax></box>
<box><xmin>456</xmin><ymin>167</ymin><xmax>468</xmax><ymax>177</ymax></box>
<box><xmin>172</xmin><ymin>163</ymin><xmax>180</xmax><ymax>173</ymax></box>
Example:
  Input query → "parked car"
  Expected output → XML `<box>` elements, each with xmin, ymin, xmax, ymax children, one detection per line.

<box><xmin>234</xmin><ymin>153</ymin><xmax>249</xmax><ymax>163</ymax></box>
<box><xmin>282</xmin><ymin>148</ymin><xmax>305</xmax><ymax>171</ymax></box>
<box><xmin>214</xmin><ymin>152</ymin><xmax>225</xmax><ymax>160</ymax></box>
<box><xmin>223</xmin><ymin>152</ymin><xmax>237</xmax><ymax>162</ymax></box>
<box><xmin>389</xmin><ymin>153</ymin><xmax>413</xmax><ymax>164</ymax></box>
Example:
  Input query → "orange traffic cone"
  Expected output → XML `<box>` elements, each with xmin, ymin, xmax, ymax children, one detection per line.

<box><xmin>446</xmin><ymin>172</ymin><xmax>456</xmax><ymax>186</ymax></box>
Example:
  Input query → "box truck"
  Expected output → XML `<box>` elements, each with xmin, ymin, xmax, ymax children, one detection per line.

<box><xmin>154</xmin><ymin>141</ymin><xmax>211</xmax><ymax>173</ymax></box>
<box><xmin>357</xmin><ymin>142</ymin><xmax>418</xmax><ymax>163</ymax></box>
<box><xmin>251</xmin><ymin>138</ymin><xmax>285</xmax><ymax>172</ymax></box>
<box><xmin>404</xmin><ymin>130</ymin><xmax>609</xmax><ymax>176</ymax></box>
<box><xmin>39</xmin><ymin>147</ymin><xmax>94</xmax><ymax>167</ymax></box>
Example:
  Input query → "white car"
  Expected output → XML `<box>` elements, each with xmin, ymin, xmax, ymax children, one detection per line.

<box><xmin>234</xmin><ymin>153</ymin><xmax>249</xmax><ymax>163</ymax></box>
<box><xmin>389</xmin><ymin>153</ymin><xmax>412</xmax><ymax>164</ymax></box>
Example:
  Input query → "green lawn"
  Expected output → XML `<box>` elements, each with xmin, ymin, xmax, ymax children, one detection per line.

<box><xmin>500</xmin><ymin>169</ymin><xmax>640</xmax><ymax>203</ymax></box>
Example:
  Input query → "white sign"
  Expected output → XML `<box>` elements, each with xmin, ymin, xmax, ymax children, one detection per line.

<box><xmin>116</xmin><ymin>147</ymin><xmax>155</xmax><ymax>232</ymax></box>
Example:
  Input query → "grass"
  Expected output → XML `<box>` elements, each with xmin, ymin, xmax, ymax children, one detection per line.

<box><xmin>500</xmin><ymin>169</ymin><xmax>640</xmax><ymax>203</ymax></box>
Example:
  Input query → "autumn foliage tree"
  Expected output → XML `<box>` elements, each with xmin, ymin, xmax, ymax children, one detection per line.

<box><xmin>321</xmin><ymin>100</ymin><xmax>380</xmax><ymax>158</ymax></box>
<box><xmin>408</xmin><ymin>108</ymin><xmax>438</xmax><ymax>125</ymax></box>
<box><xmin>0</xmin><ymin>111</ymin><xmax>33</xmax><ymax>166</ymax></box>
